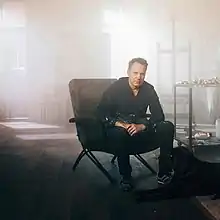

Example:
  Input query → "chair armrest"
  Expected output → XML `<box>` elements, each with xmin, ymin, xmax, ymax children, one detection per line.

<box><xmin>69</xmin><ymin>117</ymin><xmax>76</xmax><ymax>123</ymax></box>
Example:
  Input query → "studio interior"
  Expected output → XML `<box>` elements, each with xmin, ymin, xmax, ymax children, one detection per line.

<box><xmin>1</xmin><ymin>0</ymin><xmax>220</xmax><ymax>220</ymax></box>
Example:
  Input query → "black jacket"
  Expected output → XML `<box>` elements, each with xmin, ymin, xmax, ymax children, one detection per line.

<box><xmin>97</xmin><ymin>77</ymin><xmax>165</xmax><ymax>128</ymax></box>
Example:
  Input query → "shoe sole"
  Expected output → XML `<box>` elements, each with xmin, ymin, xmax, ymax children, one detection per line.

<box><xmin>157</xmin><ymin>177</ymin><xmax>173</xmax><ymax>185</ymax></box>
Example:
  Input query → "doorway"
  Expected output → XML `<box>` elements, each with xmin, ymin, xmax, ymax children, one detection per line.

<box><xmin>0</xmin><ymin>1</ymin><xmax>26</xmax><ymax>119</ymax></box>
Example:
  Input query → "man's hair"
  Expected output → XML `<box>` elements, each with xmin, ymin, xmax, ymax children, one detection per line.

<box><xmin>128</xmin><ymin>57</ymin><xmax>148</xmax><ymax>70</ymax></box>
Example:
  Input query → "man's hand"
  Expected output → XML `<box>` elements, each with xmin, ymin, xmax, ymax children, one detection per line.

<box><xmin>115</xmin><ymin>121</ymin><xmax>131</xmax><ymax>130</ymax></box>
<box><xmin>115</xmin><ymin>121</ymin><xmax>146</xmax><ymax>136</ymax></box>
<box><xmin>127</xmin><ymin>124</ymin><xmax>146</xmax><ymax>136</ymax></box>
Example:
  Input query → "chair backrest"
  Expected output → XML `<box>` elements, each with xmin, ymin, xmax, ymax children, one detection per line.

<box><xmin>69</xmin><ymin>78</ymin><xmax>117</xmax><ymax>120</ymax></box>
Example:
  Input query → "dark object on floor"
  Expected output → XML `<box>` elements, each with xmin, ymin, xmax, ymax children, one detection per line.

<box><xmin>68</xmin><ymin>78</ymin><xmax>157</xmax><ymax>184</ymax></box>
<box><xmin>135</xmin><ymin>147</ymin><xmax>220</xmax><ymax>202</ymax></box>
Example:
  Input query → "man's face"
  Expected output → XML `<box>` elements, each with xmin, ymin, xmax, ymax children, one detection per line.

<box><xmin>127</xmin><ymin>62</ymin><xmax>147</xmax><ymax>88</ymax></box>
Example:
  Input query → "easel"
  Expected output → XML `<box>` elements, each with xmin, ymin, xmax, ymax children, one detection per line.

<box><xmin>156</xmin><ymin>19</ymin><xmax>196</xmax><ymax>128</ymax></box>
<box><xmin>156</xmin><ymin>19</ymin><xmax>192</xmax><ymax>93</ymax></box>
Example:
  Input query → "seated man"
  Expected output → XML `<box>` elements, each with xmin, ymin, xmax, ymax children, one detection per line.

<box><xmin>97</xmin><ymin>57</ymin><xmax>174</xmax><ymax>191</ymax></box>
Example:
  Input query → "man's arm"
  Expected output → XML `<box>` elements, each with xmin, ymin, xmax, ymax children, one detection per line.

<box><xmin>97</xmin><ymin>86</ymin><xmax>119</xmax><ymax>127</ymax></box>
<box><xmin>97</xmin><ymin>85</ymin><xmax>131</xmax><ymax>129</ymax></box>
<box><xmin>148</xmin><ymin>87</ymin><xmax>165</xmax><ymax>124</ymax></box>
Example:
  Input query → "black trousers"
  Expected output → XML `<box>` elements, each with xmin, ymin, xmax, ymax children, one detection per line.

<box><xmin>105</xmin><ymin>121</ymin><xmax>174</xmax><ymax>178</ymax></box>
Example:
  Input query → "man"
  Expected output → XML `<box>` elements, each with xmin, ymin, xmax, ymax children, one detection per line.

<box><xmin>97</xmin><ymin>57</ymin><xmax>174</xmax><ymax>191</ymax></box>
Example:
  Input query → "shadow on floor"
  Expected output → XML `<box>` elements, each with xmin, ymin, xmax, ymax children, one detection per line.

<box><xmin>135</xmin><ymin>147</ymin><xmax>220</xmax><ymax>203</ymax></box>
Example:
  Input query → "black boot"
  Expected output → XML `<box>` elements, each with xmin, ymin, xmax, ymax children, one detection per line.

<box><xmin>120</xmin><ymin>176</ymin><xmax>133</xmax><ymax>192</ymax></box>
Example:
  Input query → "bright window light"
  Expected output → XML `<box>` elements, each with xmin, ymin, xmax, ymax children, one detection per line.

<box><xmin>102</xmin><ymin>9</ymin><xmax>151</xmax><ymax>80</ymax></box>
<box><xmin>103</xmin><ymin>9</ymin><xmax>124</xmax><ymax>27</ymax></box>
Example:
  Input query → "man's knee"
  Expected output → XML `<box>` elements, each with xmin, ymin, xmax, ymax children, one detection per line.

<box><xmin>156</xmin><ymin>121</ymin><xmax>174</xmax><ymax>133</ymax></box>
<box><xmin>106</xmin><ymin>126</ymin><xmax>129</xmax><ymax>140</ymax></box>
<box><xmin>106</xmin><ymin>127</ymin><xmax>130</xmax><ymax>154</ymax></box>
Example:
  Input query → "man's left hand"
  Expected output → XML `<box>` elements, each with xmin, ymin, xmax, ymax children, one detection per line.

<box><xmin>127</xmin><ymin>124</ymin><xmax>146</xmax><ymax>136</ymax></box>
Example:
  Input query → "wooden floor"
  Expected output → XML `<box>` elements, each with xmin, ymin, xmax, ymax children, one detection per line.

<box><xmin>0</xmin><ymin>120</ymin><xmax>216</xmax><ymax>220</ymax></box>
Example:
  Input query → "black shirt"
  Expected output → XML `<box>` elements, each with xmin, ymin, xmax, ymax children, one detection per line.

<box><xmin>97</xmin><ymin>77</ymin><xmax>165</xmax><ymax>127</ymax></box>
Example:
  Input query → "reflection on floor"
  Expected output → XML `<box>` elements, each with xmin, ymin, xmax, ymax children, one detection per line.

<box><xmin>0</xmin><ymin>121</ymin><xmax>76</xmax><ymax>140</ymax></box>
<box><xmin>1</xmin><ymin>121</ymin><xmax>60</xmax><ymax>129</ymax></box>
<box><xmin>16</xmin><ymin>133</ymin><xmax>77</xmax><ymax>140</ymax></box>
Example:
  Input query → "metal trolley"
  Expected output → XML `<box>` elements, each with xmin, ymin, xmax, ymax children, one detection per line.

<box><xmin>174</xmin><ymin>83</ymin><xmax>220</xmax><ymax>151</ymax></box>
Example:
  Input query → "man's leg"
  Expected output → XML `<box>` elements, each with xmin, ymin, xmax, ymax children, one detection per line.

<box><xmin>155</xmin><ymin>121</ymin><xmax>175</xmax><ymax>185</ymax></box>
<box><xmin>133</xmin><ymin>121</ymin><xmax>174</xmax><ymax>185</ymax></box>
<box><xmin>117</xmin><ymin>154</ymin><xmax>132</xmax><ymax>179</ymax></box>
<box><xmin>105</xmin><ymin>127</ymin><xmax>133</xmax><ymax>190</ymax></box>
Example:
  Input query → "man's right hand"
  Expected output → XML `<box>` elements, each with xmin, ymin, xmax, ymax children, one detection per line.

<box><xmin>115</xmin><ymin>121</ymin><xmax>131</xmax><ymax>130</ymax></box>
<box><xmin>115</xmin><ymin>121</ymin><xmax>146</xmax><ymax>136</ymax></box>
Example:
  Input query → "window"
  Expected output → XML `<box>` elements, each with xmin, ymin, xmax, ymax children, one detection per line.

<box><xmin>0</xmin><ymin>1</ymin><xmax>26</xmax><ymax>73</ymax></box>
<box><xmin>0</xmin><ymin>1</ymin><xmax>25</xmax><ymax>28</ymax></box>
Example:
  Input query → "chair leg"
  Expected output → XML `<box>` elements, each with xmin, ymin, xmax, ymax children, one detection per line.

<box><xmin>111</xmin><ymin>155</ymin><xmax>117</xmax><ymax>163</ymax></box>
<box><xmin>72</xmin><ymin>149</ymin><xmax>86</xmax><ymax>171</ymax></box>
<box><xmin>86</xmin><ymin>151</ymin><xmax>115</xmax><ymax>184</ymax></box>
<box><xmin>134</xmin><ymin>154</ymin><xmax>157</xmax><ymax>174</ymax></box>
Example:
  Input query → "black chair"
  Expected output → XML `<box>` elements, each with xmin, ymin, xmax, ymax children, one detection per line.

<box><xmin>69</xmin><ymin>78</ymin><xmax>158</xmax><ymax>184</ymax></box>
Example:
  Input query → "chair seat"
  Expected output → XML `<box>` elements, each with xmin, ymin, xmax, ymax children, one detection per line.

<box><xmin>82</xmin><ymin>138</ymin><xmax>159</xmax><ymax>156</ymax></box>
